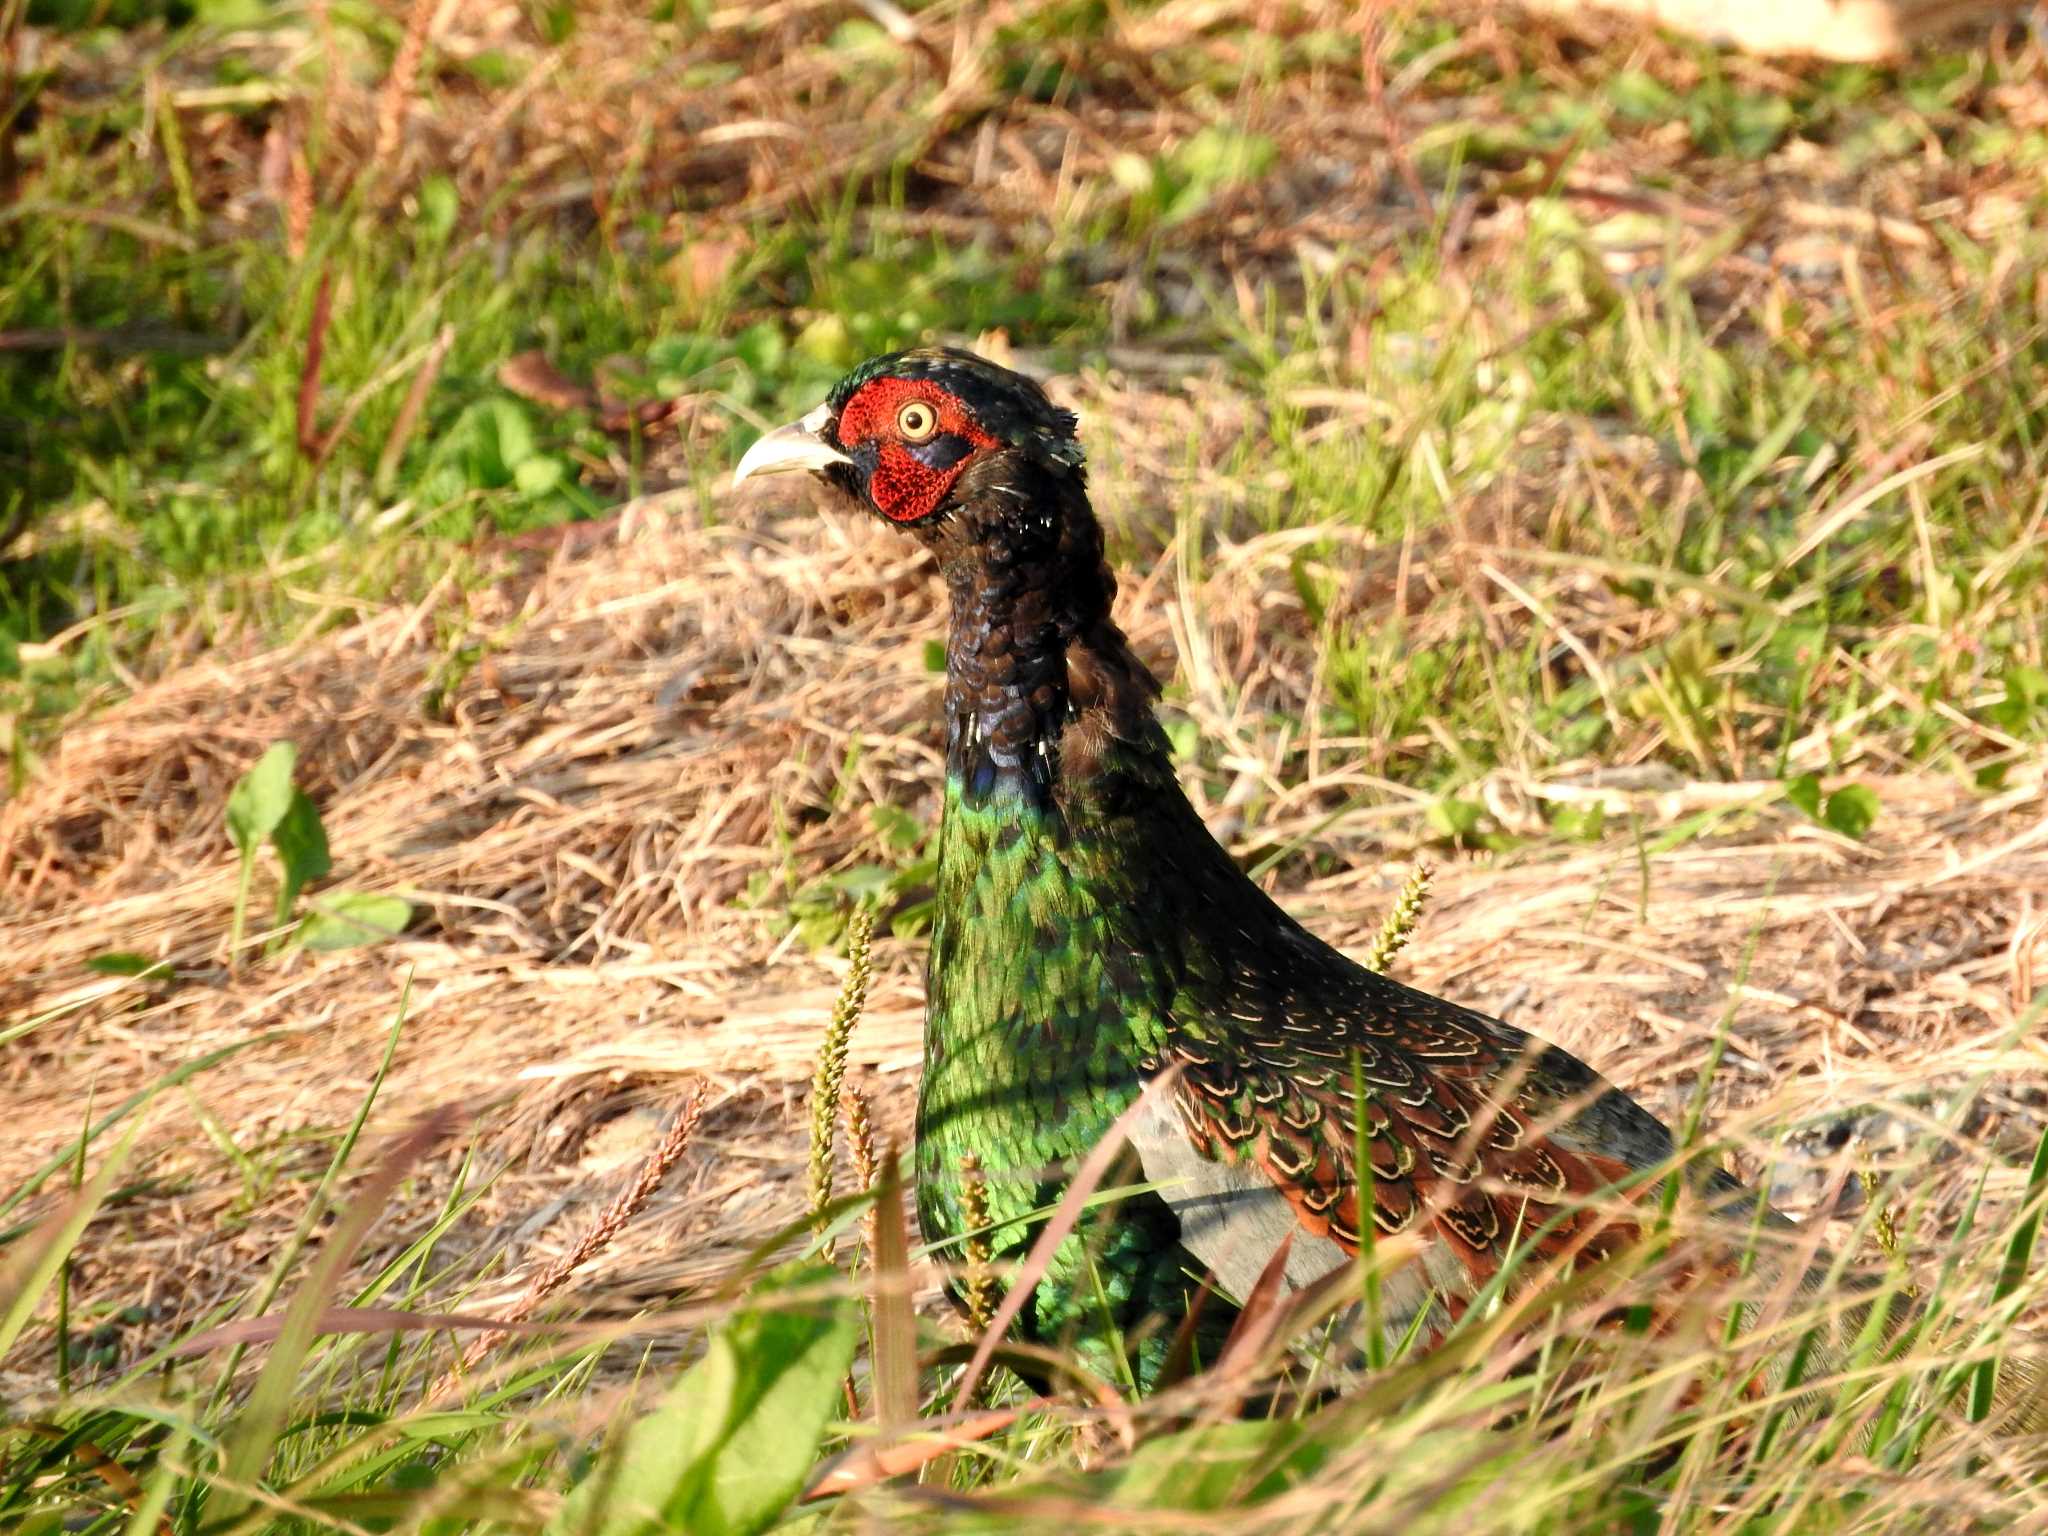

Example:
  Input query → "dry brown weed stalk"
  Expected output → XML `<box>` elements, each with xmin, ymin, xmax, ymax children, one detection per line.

<box><xmin>372</xmin><ymin>0</ymin><xmax>440</xmax><ymax>176</ymax></box>
<box><xmin>843</xmin><ymin>1082</ymin><xmax>881</xmax><ymax>1269</ymax></box>
<box><xmin>444</xmin><ymin>1088</ymin><xmax>704</xmax><ymax>1387</ymax></box>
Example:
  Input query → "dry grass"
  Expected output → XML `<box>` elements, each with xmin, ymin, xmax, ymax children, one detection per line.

<box><xmin>4</xmin><ymin>455</ymin><xmax>2046</xmax><ymax>1396</ymax></box>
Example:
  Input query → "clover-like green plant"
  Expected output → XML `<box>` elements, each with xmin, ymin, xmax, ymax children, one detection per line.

<box><xmin>224</xmin><ymin>742</ymin><xmax>413</xmax><ymax>966</ymax></box>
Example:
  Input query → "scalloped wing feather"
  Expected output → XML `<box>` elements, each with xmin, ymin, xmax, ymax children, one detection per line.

<box><xmin>1164</xmin><ymin>1013</ymin><xmax>1647</xmax><ymax>1288</ymax></box>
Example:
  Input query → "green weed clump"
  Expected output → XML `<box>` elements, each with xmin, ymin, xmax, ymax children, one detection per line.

<box><xmin>219</xmin><ymin>741</ymin><xmax>412</xmax><ymax>964</ymax></box>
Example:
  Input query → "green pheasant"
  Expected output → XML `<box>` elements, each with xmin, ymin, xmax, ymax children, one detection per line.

<box><xmin>734</xmin><ymin>349</ymin><xmax>2044</xmax><ymax>1411</ymax></box>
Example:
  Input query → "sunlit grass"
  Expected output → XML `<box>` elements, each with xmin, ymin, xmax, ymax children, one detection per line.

<box><xmin>7</xmin><ymin>983</ymin><xmax>2048</xmax><ymax>1533</ymax></box>
<box><xmin>7</xmin><ymin>0</ymin><xmax>2048</xmax><ymax>1531</ymax></box>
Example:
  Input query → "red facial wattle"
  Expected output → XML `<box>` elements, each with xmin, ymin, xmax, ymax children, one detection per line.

<box><xmin>834</xmin><ymin>377</ymin><xmax>996</xmax><ymax>524</ymax></box>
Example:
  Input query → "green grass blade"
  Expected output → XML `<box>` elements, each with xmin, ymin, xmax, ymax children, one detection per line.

<box><xmin>211</xmin><ymin>1105</ymin><xmax>460</xmax><ymax>1529</ymax></box>
<box><xmin>0</xmin><ymin>1117</ymin><xmax>143</xmax><ymax>1366</ymax></box>
<box><xmin>1970</xmin><ymin>1121</ymin><xmax>2048</xmax><ymax>1421</ymax></box>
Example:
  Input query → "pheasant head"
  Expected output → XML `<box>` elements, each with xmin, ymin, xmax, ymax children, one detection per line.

<box><xmin>736</xmin><ymin>349</ymin><xmax>1158</xmax><ymax>805</ymax></box>
<box><xmin>734</xmin><ymin>347</ymin><xmax>1090</xmax><ymax>535</ymax></box>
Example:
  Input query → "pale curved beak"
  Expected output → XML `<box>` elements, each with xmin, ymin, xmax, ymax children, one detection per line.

<box><xmin>731</xmin><ymin>402</ymin><xmax>850</xmax><ymax>487</ymax></box>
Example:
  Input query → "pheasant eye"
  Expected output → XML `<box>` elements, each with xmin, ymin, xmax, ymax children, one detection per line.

<box><xmin>897</xmin><ymin>400</ymin><xmax>939</xmax><ymax>440</ymax></box>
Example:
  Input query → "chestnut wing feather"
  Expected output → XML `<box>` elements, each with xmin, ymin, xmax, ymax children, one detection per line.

<box><xmin>1158</xmin><ymin>976</ymin><xmax>1661</xmax><ymax>1287</ymax></box>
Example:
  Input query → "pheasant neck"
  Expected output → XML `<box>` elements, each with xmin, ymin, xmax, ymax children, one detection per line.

<box><xmin>936</xmin><ymin>468</ymin><xmax>1170</xmax><ymax>812</ymax></box>
<box><xmin>917</xmin><ymin>474</ymin><xmax>1186</xmax><ymax>1224</ymax></box>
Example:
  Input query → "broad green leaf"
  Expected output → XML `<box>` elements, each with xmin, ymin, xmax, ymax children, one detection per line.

<box><xmin>1822</xmin><ymin>783</ymin><xmax>1880</xmax><ymax>839</ymax></box>
<box><xmin>1986</xmin><ymin>663</ymin><xmax>2048</xmax><ymax>733</ymax></box>
<box><xmin>226</xmin><ymin>742</ymin><xmax>299</xmax><ymax>853</ymax></box>
<box><xmin>730</xmin><ymin>321</ymin><xmax>785</xmax><ymax>378</ymax></box>
<box><xmin>489</xmin><ymin>399</ymin><xmax>539</xmax><ymax>473</ymax></box>
<box><xmin>298</xmin><ymin>893</ymin><xmax>413</xmax><ymax>951</ymax></box>
<box><xmin>1726</xmin><ymin>92</ymin><xmax>1795</xmax><ymax>157</ymax></box>
<box><xmin>1549</xmin><ymin>802</ymin><xmax>1606</xmax><ymax>842</ymax></box>
<box><xmin>1425</xmin><ymin>796</ymin><xmax>1484</xmax><ymax>844</ymax></box>
<box><xmin>514</xmin><ymin>455</ymin><xmax>566</xmax><ymax>493</ymax></box>
<box><xmin>869</xmin><ymin>803</ymin><xmax>925</xmax><ymax>855</ymax></box>
<box><xmin>554</xmin><ymin>1275</ymin><xmax>858</xmax><ymax>1536</ymax></box>
<box><xmin>1783</xmin><ymin>772</ymin><xmax>1823</xmax><ymax>821</ymax></box>
<box><xmin>1172</xmin><ymin>126</ymin><xmax>1275</xmax><ymax>192</ymax></box>
<box><xmin>271</xmin><ymin>788</ymin><xmax>333</xmax><ymax>923</ymax></box>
